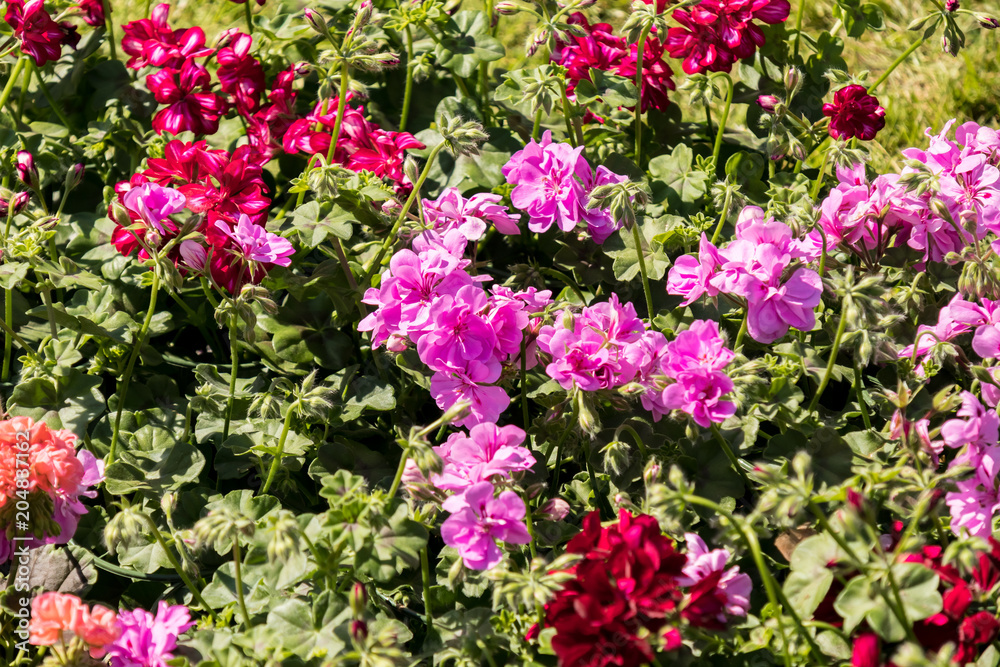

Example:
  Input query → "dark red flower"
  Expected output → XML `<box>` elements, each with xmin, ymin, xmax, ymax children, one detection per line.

<box><xmin>850</xmin><ymin>632</ymin><xmax>880</xmax><ymax>667</ymax></box>
<box><xmin>822</xmin><ymin>85</ymin><xmax>886</xmax><ymax>141</ymax></box>
<box><xmin>960</xmin><ymin>612</ymin><xmax>999</xmax><ymax>645</ymax></box>
<box><xmin>58</xmin><ymin>21</ymin><xmax>79</xmax><ymax>49</ymax></box>
<box><xmin>666</xmin><ymin>0</ymin><xmax>790</xmax><ymax>75</ymax></box>
<box><xmin>4</xmin><ymin>0</ymin><xmax>65</xmax><ymax>66</ymax></box>
<box><xmin>178</xmin><ymin>146</ymin><xmax>269</xmax><ymax>223</ymax></box>
<box><xmin>143</xmin><ymin>139</ymin><xmax>230</xmax><ymax>186</ymax></box>
<box><xmin>75</xmin><ymin>0</ymin><xmax>104</xmax><ymax>27</ymax></box>
<box><xmin>216</xmin><ymin>32</ymin><xmax>266</xmax><ymax>115</ymax></box>
<box><xmin>147</xmin><ymin>59</ymin><xmax>228</xmax><ymax>136</ymax></box>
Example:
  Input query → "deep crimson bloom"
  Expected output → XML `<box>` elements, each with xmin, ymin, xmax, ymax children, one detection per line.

<box><xmin>666</xmin><ymin>0</ymin><xmax>790</xmax><ymax>75</ymax></box>
<box><xmin>147</xmin><ymin>59</ymin><xmax>228</xmax><ymax>136</ymax></box>
<box><xmin>850</xmin><ymin>632</ymin><xmax>880</xmax><ymax>667</ymax></box>
<box><xmin>960</xmin><ymin>612</ymin><xmax>1000</xmax><ymax>645</ymax></box>
<box><xmin>75</xmin><ymin>0</ymin><xmax>104</xmax><ymax>27</ymax></box>
<box><xmin>120</xmin><ymin>3</ymin><xmax>211</xmax><ymax>70</ymax></box>
<box><xmin>143</xmin><ymin>139</ymin><xmax>230</xmax><ymax>186</ymax></box>
<box><xmin>822</xmin><ymin>85</ymin><xmax>886</xmax><ymax>141</ymax></box>
<box><xmin>58</xmin><ymin>21</ymin><xmax>79</xmax><ymax>50</ymax></box>
<box><xmin>216</xmin><ymin>32</ymin><xmax>266</xmax><ymax>114</ymax></box>
<box><xmin>4</xmin><ymin>0</ymin><xmax>65</xmax><ymax>66</ymax></box>
<box><xmin>179</xmin><ymin>146</ymin><xmax>270</xmax><ymax>222</ymax></box>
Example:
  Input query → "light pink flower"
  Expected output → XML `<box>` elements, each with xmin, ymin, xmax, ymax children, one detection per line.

<box><xmin>441</xmin><ymin>481</ymin><xmax>532</xmax><ymax>570</ymax></box>
<box><xmin>678</xmin><ymin>533</ymin><xmax>752</xmax><ymax>620</ymax></box>
<box><xmin>122</xmin><ymin>183</ymin><xmax>186</xmax><ymax>236</ymax></box>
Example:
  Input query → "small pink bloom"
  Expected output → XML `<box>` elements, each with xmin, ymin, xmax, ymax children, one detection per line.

<box><xmin>441</xmin><ymin>481</ymin><xmax>532</xmax><ymax>570</ymax></box>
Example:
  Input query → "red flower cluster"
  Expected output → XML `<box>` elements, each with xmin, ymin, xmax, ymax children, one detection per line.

<box><xmin>122</xmin><ymin>4</ymin><xmax>289</xmax><ymax>143</ymax></box>
<box><xmin>552</xmin><ymin>14</ymin><xmax>675</xmax><ymax>114</ymax></box>
<box><xmin>665</xmin><ymin>0</ymin><xmax>791</xmax><ymax>75</ymax></box>
<box><xmin>822</xmin><ymin>84</ymin><xmax>886</xmax><ymax>141</ymax></box>
<box><xmin>4</xmin><ymin>0</ymin><xmax>84</xmax><ymax>66</ymax></box>
<box><xmin>815</xmin><ymin>537</ymin><xmax>1000</xmax><ymax>666</ymax></box>
<box><xmin>283</xmin><ymin>97</ymin><xmax>425</xmax><ymax>191</ymax></box>
<box><xmin>111</xmin><ymin>141</ymin><xmax>278</xmax><ymax>293</ymax></box>
<box><xmin>539</xmin><ymin>511</ymin><xmax>750</xmax><ymax>667</ymax></box>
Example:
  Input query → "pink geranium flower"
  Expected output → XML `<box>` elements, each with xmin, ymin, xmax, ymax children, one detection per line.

<box><xmin>431</xmin><ymin>423</ymin><xmax>536</xmax><ymax>492</ymax></box>
<box><xmin>107</xmin><ymin>601</ymin><xmax>195</xmax><ymax>667</ymax></box>
<box><xmin>441</xmin><ymin>481</ymin><xmax>532</xmax><ymax>570</ymax></box>
<box><xmin>678</xmin><ymin>533</ymin><xmax>752</xmax><ymax>621</ymax></box>
<box><xmin>430</xmin><ymin>363</ymin><xmax>511</xmax><ymax>429</ymax></box>
<box><xmin>122</xmin><ymin>182</ymin><xmax>187</xmax><ymax>236</ymax></box>
<box><xmin>661</xmin><ymin>368</ymin><xmax>737</xmax><ymax>428</ymax></box>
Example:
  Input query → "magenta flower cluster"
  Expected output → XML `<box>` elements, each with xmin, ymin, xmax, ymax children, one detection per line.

<box><xmin>815</xmin><ymin>121</ymin><xmax>1000</xmax><ymax>267</ymax></box>
<box><xmin>108</xmin><ymin>601</ymin><xmax>195</xmax><ymax>667</ymax></box>
<box><xmin>502</xmin><ymin>131</ymin><xmax>629</xmax><ymax>244</ymax></box>
<box><xmin>667</xmin><ymin>206</ymin><xmax>822</xmax><ymax>344</ymax></box>
<box><xmin>939</xmin><ymin>392</ymin><xmax>1000</xmax><ymax>539</ymax></box>
<box><xmin>360</xmin><ymin>189</ymin><xmax>549</xmax><ymax>428</ymax></box>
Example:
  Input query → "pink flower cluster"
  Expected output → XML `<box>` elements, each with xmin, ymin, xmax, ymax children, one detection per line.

<box><xmin>939</xmin><ymin>392</ymin><xmax>1000</xmax><ymax>539</ymax></box>
<box><xmin>122</xmin><ymin>3</ymin><xmax>302</xmax><ymax>151</ymax></box>
<box><xmin>442</xmin><ymin>480</ymin><xmax>532</xmax><ymax>570</ymax></box>
<box><xmin>667</xmin><ymin>206</ymin><xmax>822</xmax><ymax>344</ymax></box>
<box><xmin>665</xmin><ymin>0</ymin><xmax>791</xmax><ymax>75</ymax></box>
<box><xmin>552</xmin><ymin>13</ymin><xmax>675</xmax><ymax>114</ymax></box>
<box><xmin>360</xmin><ymin>192</ymin><xmax>548</xmax><ymax>426</ymax></box>
<box><xmin>815</xmin><ymin>121</ymin><xmax>1000</xmax><ymax>267</ymax></box>
<box><xmin>502</xmin><ymin>131</ymin><xmax>628</xmax><ymax>244</ymax></box>
<box><xmin>421</xmin><ymin>187</ymin><xmax>521</xmax><ymax>240</ymax></box>
<box><xmin>4</xmin><ymin>0</ymin><xmax>87</xmax><ymax>66</ymax></box>
<box><xmin>111</xmin><ymin>140</ymin><xmax>293</xmax><ymax>293</ymax></box>
<box><xmin>283</xmin><ymin>96</ymin><xmax>426</xmax><ymax>191</ymax></box>
<box><xmin>30</xmin><ymin>592</ymin><xmax>193</xmax><ymax>667</ymax></box>
<box><xmin>0</xmin><ymin>417</ymin><xmax>103</xmax><ymax>564</ymax></box>
<box><xmin>536</xmin><ymin>297</ymin><xmax>739</xmax><ymax>427</ymax></box>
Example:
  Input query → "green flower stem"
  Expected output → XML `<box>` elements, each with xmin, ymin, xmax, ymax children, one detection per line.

<box><xmin>630</xmin><ymin>223</ymin><xmax>655</xmax><ymax>320</ymax></box>
<box><xmin>558</xmin><ymin>78</ymin><xmax>577</xmax><ymax>147</ymax></box>
<box><xmin>326</xmin><ymin>62</ymin><xmax>351</xmax><ymax>165</ymax></box>
<box><xmin>853</xmin><ymin>361</ymin><xmax>872</xmax><ymax>430</ymax></box>
<box><xmin>710</xmin><ymin>423</ymin><xmax>752</xmax><ymax>493</ymax></box>
<box><xmin>101</xmin><ymin>0</ymin><xmax>116</xmax><ymax>60</ymax></box>
<box><xmin>681</xmin><ymin>494</ymin><xmax>829</xmax><ymax>666</ymax></box>
<box><xmin>525</xmin><ymin>505</ymin><xmax>537</xmax><ymax>559</ymax></box>
<box><xmin>387</xmin><ymin>444</ymin><xmax>410</xmax><ymax>498</ymax></box>
<box><xmin>2</xmin><ymin>203</ymin><xmax>16</xmax><ymax>382</ymax></box>
<box><xmin>232</xmin><ymin>538</ymin><xmax>252</xmax><ymax>627</ymax></box>
<box><xmin>361</xmin><ymin>142</ymin><xmax>447</xmax><ymax>284</ymax></box>
<box><xmin>710</xmin><ymin>185</ymin><xmax>733</xmax><ymax>245</ymax></box>
<box><xmin>807</xmin><ymin>295</ymin><xmax>849</xmax><ymax>413</ymax></box>
<box><xmin>108</xmin><ymin>269</ymin><xmax>161</xmax><ymax>466</ymax></box>
<box><xmin>541</xmin><ymin>267</ymin><xmax>586</xmax><ymax>304</ymax></box>
<box><xmin>810</xmin><ymin>149</ymin><xmax>831</xmax><ymax>200</ymax></box>
<box><xmin>808</xmin><ymin>503</ymin><xmax>916</xmax><ymax>643</ymax></box>
<box><xmin>260</xmin><ymin>401</ymin><xmax>296</xmax><ymax>495</ymax></box>
<box><xmin>792</xmin><ymin>0</ymin><xmax>805</xmax><ymax>59</ymax></box>
<box><xmin>868</xmin><ymin>33</ymin><xmax>928</xmax><ymax>94</ymax></box>
<box><xmin>139</xmin><ymin>514</ymin><xmax>218</xmax><ymax>622</ymax></box>
<box><xmin>633</xmin><ymin>26</ymin><xmax>650</xmax><ymax>165</ymax></box>
<box><xmin>734</xmin><ymin>308</ymin><xmax>748</xmax><ymax>352</ymax></box>
<box><xmin>614</xmin><ymin>423</ymin><xmax>648</xmax><ymax>459</ymax></box>
<box><xmin>531</xmin><ymin>108</ymin><xmax>542</xmax><ymax>142</ymax></box>
<box><xmin>71</xmin><ymin>540</ymin><xmax>182</xmax><ymax>581</ymax></box>
<box><xmin>519</xmin><ymin>336</ymin><xmax>530</xmax><ymax>431</ymax></box>
<box><xmin>29</xmin><ymin>60</ymin><xmax>72</xmax><ymax>132</ymax></box>
<box><xmin>711</xmin><ymin>74</ymin><xmax>734</xmax><ymax>171</ymax></box>
<box><xmin>0</xmin><ymin>57</ymin><xmax>27</xmax><ymax>119</ymax></box>
<box><xmin>243</xmin><ymin>0</ymin><xmax>253</xmax><ymax>35</ymax></box>
<box><xmin>547</xmin><ymin>399</ymin><xmax>580</xmax><ymax>493</ymax></box>
<box><xmin>38</xmin><ymin>280</ymin><xmax>57</xmax><ymax>338</ymax></box>
<box><xmin>420</xmin><ymin>547</ymin><xmax>434</xmax><ymax>628</ymax></box>
<box><xmin>223</xmin><ymin>313</ymin><xmax>239</xmax><ymax>441</ymax></box>
<box><xmin>400</xmin><ymin>26</ymin><xmax>415</xmax><ymax>132</ymax></box>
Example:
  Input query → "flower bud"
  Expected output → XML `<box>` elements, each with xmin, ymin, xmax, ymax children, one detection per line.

<box><xmin>16</xmin><ymin>151</ymin><xmax>38</xmax><ymax>189</ymax></box>
<box><xmin>105</xmin><ymin>506</ymin><xmax>146</xmax><ymax>553</ymax></box>
<box><xmin>350</xmin><ymin>582</ymin><xmax>367</xmax><ymax>616</ymax></box>
<box><xmin>179</xmin><ymin>240</ymin><xmax>207</xmax><ymax>272</ymax></box>
<box><xmin>65</xmin><ymin>163</ymin><xmax>85</xmax><ymax>191</ymax></box>
<box><xmin>215</xmin><ymin>27</ymin><xmax>240</xmax><ymax>49</ymax></box>
<box><xmin>643</xmin><ymin>460</ymin><xmax>662</xmax><ymax>485</ymax></box>
<box><xmin>757</xmin><ymin>94</ymin><xmax>780</xmax><ymax>114</ymax></box>
<box><xmin>355</xmin><ymin>0</ymin><xmax>373</xmax><ymax>29</ymax></box>
<box><xmin>537</xmin><ymin>497</ymin><xmax>570</xmax><ymax>521</ymax></box>
<box><xmin>350</xmin><ymin>619</ymin><xmax>368</xmax><ymax>642</ymax></box>
<box><xmin>602</xmin><ymin>439</ymin><xmax>631</xmax><ymax>476</ymax></box>
<box><xmin>946</xmin><ymin>0</ymin><xmax>958</xmax><ymax>10</ymax></box>
<box><xmin>402</xmin><ymin>156</ymin><xmax>420</xmax><ymax>185</ymax></box>
<box><xmin>0</xmin><ymin>191</ymin><xmax>29</xmax><ymax>217</ymax></box>
<box><xmin>494</xmin><ymin>0</ymin><xmax>518</xmax><ymax>14</ymax></box>
<box><xmin>304</xmin><ymin>8</ymin><xmax>333</xmax><ymax>39</ymax></box>
<box><xmin>977</xmin><ymin>14</ymin><xmax>1000</xmax><ymax>29</ymax></box>
<box><xmin>783</xmin><ymin>67</ymin><xmax>802</xmax><ymax>97</ymax></box>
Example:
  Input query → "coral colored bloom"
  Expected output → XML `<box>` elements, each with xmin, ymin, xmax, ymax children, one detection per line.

<box><xmin>77</xmin><ymin>604</ymin><xmax>120</xmax><ymax>659</ymax></box>
<box><xmin>4</xmin><ymin>0</ymin><xmax>65</xmax><ymax>65</ymax></box>
<box><xmin>823</xmin><ymin>85</ymin><xmax>886</xmax><ymax>141</ymax></box>
<box><xmin>441</xmin><ymin>481</ymin><xmax>532</xmax><ymax>570</ymax></box>
<box><xmin>29</xmin><ymin>592</ymin><xmax>88</xmax><ymax>647</ymax></box>
<box><xmin>108</xmin><ymin>601</ymin><xmax>195</xmax><ymax>667</ymax></box>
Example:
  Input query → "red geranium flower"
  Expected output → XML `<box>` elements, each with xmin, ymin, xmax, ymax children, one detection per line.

<box><xmin>120</xmin><ymin>2</ymin><xmax>211</xmax><ymax>70</ymax></box>
<box><xmin>216</xmin><ymin>32</ymin><xmax>266</xmax><ymax>115</ymax></box>
<box><xmin>147</xmin><ymin>59</ymin><xmax>228</xmax><ymax>136</ymax></box>
<box><xmin>75</xmin><ymin>0</ymin><xmax>104</xmax><ymax>27</ymax></box>
<box><xmin>822</xmin><ymin>85</ymin><xmax>886</xmax><ymax>141</ymax></box>
<box><xmin>4</xmin><ymin>0</ymin><xmax>65</xmax><ymax>66</ymax></box>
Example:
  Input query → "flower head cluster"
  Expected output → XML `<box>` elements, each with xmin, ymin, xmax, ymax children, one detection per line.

<box><xmin>430</xmin><ymin>422</ymin><xmax>537</xmax><ymax>492</ymax></box>
<box><xmin>283</xmin><ymin>96</ymin><xmax>425</xmax><ymax>191</ymax></box>
<box><xmin>122</xmin><ymin>5</ymin><xmax>285</xmax><ymax>138</ymax></box>
<box><xmin>666</xmin><ymin>0</ymin><xmax>791</xmax><ymax>75</ymax></box>
<box><xmin>30</xmin><ymin>593</ymin><xmax>193</xmax><ymax>667</ymax></box>
<box><xmin>552</xmin><ymin>13</ymin><xmax>674</xmax><ymax>113</ymax></box>
<box><xmin>0</xmin><ymin>417</ymin><xmax>103</xmax><ymax>564</ymax></box>
<box><xmin>668</xmin><ymin>206</ymin><xmax>822</xmax><ymax>343</ymax></box>
<box><xmin>939</xmin><ymin>392</ymin><xmax>1000</xmax><ymax>538</ymax></box>
<box><xmin>111</xmin><ymin>140</ymin><xmax>294</xmax><ymax>292</ymax></box>
<box><xmin>4</xmin><ymin>0</ymin><xmax>82</xmax><ymax>66</ymax></box>
<box><xmin>540</xmin><ymin>511</ymin><xmax>750</xmax><ymax>667</ymax></box>
<box><xmin>822</xmin><ymin>85</ymin><xmax>886</xmax><ymax>141</ymax></box>
<box><xmin>421</xmin><ymin>187</ymin><xmax>521</xmax><ymax>240</ymax></box>
<box><xmin>816</xmin><ymin>121</ymin><xmax>1000</xmax><ymax>267</ymax></box>
<box><xmin>360</xmin><ymin>225</ymin><xmax>549</xmax><ymax>426</ymax></box>
<box><xmin>441</xmin><ymin>480</ymin><xmax>532</xmax><ymax>570</ymax></box>
<box><xmin>502</xmin><ymin>131</ymin><xmax>629</xmax><ymax>244</ymax></box>
<box><xmin>897</xmin><ymin>294</ymin><xmax>1000</xmax><ymax>380</ymax></box>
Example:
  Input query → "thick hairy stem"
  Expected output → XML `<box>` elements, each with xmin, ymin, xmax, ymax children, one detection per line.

<box><xmin>260</xmin><ymin>402</ymin><xmax>295</xmax><ymax>495</ymax></box>
<box><xmin>102</xmin><ymin>0</ymin><xmax>117</xmax><ymax>60</ymax></box>
<box><xmin>223</xmin><ymin>313</ymin><xmax>239</xmax><ymax>440</ymax></box>
<box><xmin>420</xmin><ymin>547</ymin><xmax>434</xmax><ymax>628</ymax></box>
<box><xmin>630</xmin><ymin>223</ymin><xmax>654</xmax><ymax>320</ymax></box>
<box><xmin>140</xmin><ymin>515</ymin><xmax>218</xmax><ymax>622</ymax></box>
<box><xmin>108</xmin><ymin>270</ymin><xmax>161</xmax><ymax>466</ymax></box>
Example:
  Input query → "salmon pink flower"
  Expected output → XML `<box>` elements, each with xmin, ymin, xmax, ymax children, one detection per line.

<box><xmin>441</xmin><ymin>481</ymin><xmax>531</xmax><ymax>570</ymax></box>
<box><xmin>823</xmin><ymin>85</ymin><xmax>886</xmax><ymax>141</ymax></box>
